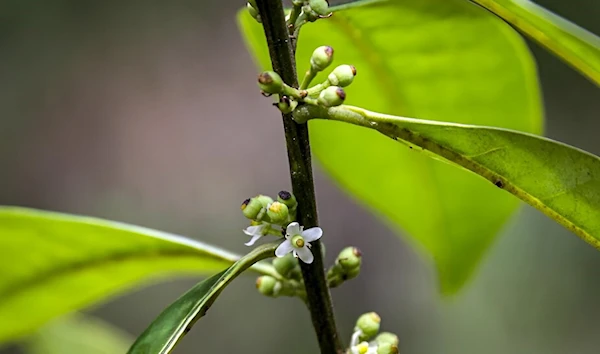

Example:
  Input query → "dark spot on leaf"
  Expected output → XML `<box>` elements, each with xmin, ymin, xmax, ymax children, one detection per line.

<box><xmin>494</xmin><ymin>180</ymin><xmax>504</xmax><ymax>188</ymax></box>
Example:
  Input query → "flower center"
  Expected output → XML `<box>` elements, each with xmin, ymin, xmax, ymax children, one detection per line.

<box><xmin>291</xmin><ymin>235</ymin><xmax>305</xmax><ymax>248</ymax></box>
<box><xmin>357</xmin><ymin>342</ymin><xmax>369</xmax><ymax>354</ymax></box>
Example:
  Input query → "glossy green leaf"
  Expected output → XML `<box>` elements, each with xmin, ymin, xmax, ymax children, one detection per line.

<box><xmin>295</xmin><ymin>104</ymin><xmax>600</xmax><ymax>249</ymax></box>
<box><xmin>471</xmin><ymin>0</ymin><xmax>600</xmax><ymax>85</ymax></box>
<box><xmin>0</xmin><ymin>207</ymin><xmax>275</xmax><ymax>343</ymax></box>
<box><xmin>128</xmin><ymin>242</ymin><xmax>278</xmax><ymax>354</ymax></box>
<box><xmin>238</xmin><ymin>0</ymin><xmax>543</xmax><ymax>293</ymax></box>
<box><xmin>26</xmin><ymin>313</ymin><xmax>133</xmax><ymax>354</ymax></box>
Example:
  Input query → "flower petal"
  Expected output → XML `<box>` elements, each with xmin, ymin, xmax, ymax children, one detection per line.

<box><xmin>295</xmin><ymin>246</ymin><xmax>314</xmax><ymax>264</ymax></box>
<box><xmin>301</xmin><ymin>227</ymin><xmax>323</xmax><ymax>242</ymax></box>
<box><xmin>350</xmin><ymin>330</ymin><xmax>361</xmax><ymax>347</ymax></box>
<box><xmin>286</xmin><ymin>222</ymin><xmax>301</xmax><ymax>236</ymax></box>
<box><xmin>275</xmin><ymin>240</ymin><xmax>294</xmax><ymax>257</ymax></box>
<box><xmin>244</xmin><ymin>234</ymin><xmax>262</xmax><ymax>246</ymax></box>
<box><xmin>367</xmin><ymin>344</ymin><xmax>378</xmax><ymax>354</ymax></box>
<box><xmin>243</xmin><ymin>225</ymin><xmax>263</xmax><ymax>236</ymax></box>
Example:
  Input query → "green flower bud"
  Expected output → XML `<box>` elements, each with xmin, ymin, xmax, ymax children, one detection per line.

<box><xmin>247</xmin><ymin>2</ymin><xmax>261</xmax><ymax>23</ymax></box>
<box><xmin>327</xmin><ymin>246</ymin><xmax>361</xmax><ymax>288</ymax></box>
<box><xmin>377</xmin><ymin>342</ymin><xmax>399</xmax><ymax>354</ymax></box>
<box><xmin>356</xmin><ymin>312</ymin><xmax>381</xmax><ymax>341</ymax></box>
<box><xmin>338</xmin><ymin>246</ymin><xmax>362</xmax><ymax>270</ymax></box>
<box><xmin>310</xmin><ymin>46</ymin><xmax>334</xmax><ymax>72</ymax></box>
<box><xmin>255</xmin><ymin>194</ymin><xmax>274</xmax><ymax>208</ymax></box>
<box><xmin>266</xmin><ymin>201</ymin><xmax>289</xmax><ymax>224</ymax></box>
<box><xmin>376</xmin><ymin>332</ymin><xmax>399</xmax><ymax>347</ymax></box>
<box><xmin>328</xmin><ymin>64</ymin><xmax>356</xmax><ymax>87</ymax></box>
<box><xmin>344</xmin><ymin>266</ymin><xmax>360</xmax><ymax>281</ymax></box>
<box><xmin>277</xmin><ymin>190</ymin><xmax>298</xmax><ymax>210</ymax></box>
<box><xmin>272</xmin><ymin>253</ymin><xmax>299</xmax><ymax>278</ymax></box>
<box><xmin>258</xmin><ymin>71</ymin><xmax>284</xmax><ymax>94</ymax></box>
<box><xmin>276</xmin><ymin>96</ymin><xmax>297</xmax><ymax>114</ymax></box>
<box><xmin>288</xmin><ymin>267</ymin><xmax>303</xmax><ymax>281</ymax></box>
<box><xmin>256</xmin><ymin>275</ymin><xmax>280</xmax><ymax>297</ymax></box>
<box><xmin>318</xmin><ymin>86</ymin><xmax>345</xmax><ymax>107</ymax></box>
<box><xmin>309</xmin><ymin>0</ymin><xmax>330</xmax><ymax>16</ymax></box>
<box><xmin>241</xmin><ymin>197</ymin><xmax>264</xmax><ymax>220</ymax></box>
<box><xmin>327</xmin><ymin>272</ymin><xmax>344</xmax><ymax>288</ymax></box>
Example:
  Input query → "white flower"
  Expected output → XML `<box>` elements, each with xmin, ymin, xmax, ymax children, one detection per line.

<box><xmin>350</xmin><ymin>330</ymin><xmax>378</xmax><ymax>354</ymax></box>
<box><xmin>243</xmin><ymin>224</ymin><xmax>265</xmax><ymax>246</ymax></box>
<box><xmin>351</xmin><ymin>342</ymin><xmax>377</xmax><ymax>354</ymax></box>
<box><xmin>275</xmin><ymin>222</ymin><xmax>322</xmax><ymax>264</ymax></box>
<box><xmin>243</xmin><ymin>222</ymin><xmax>278</xmax><ymax>246</ymax></box>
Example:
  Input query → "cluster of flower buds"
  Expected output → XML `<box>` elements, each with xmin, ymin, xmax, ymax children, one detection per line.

<box><xmin>255</xmin><ymin>252</ymin><xmax>305</xmax><ymax>299</ymax></box>
<box><xmin>241</xmin><ymin>192</ymin><xmax>298</xmax><ymax>225</ymax></box>
<box><xmin>304</xmin><ymin>0</ymin><xmax>331</xmax><ymax>21</ymax></box>
<box><xmin>327</xmin><ymin>246</ymin><xmax>362</xmax><ymax>288</ymax></box>
<box><xmin>304</xmin><ymin>45</ymin><xmax>357</xmax><ymax>107</ymax></box>
<box><xmin>240</xmin><ymin>191</ymin><xmax>298</xmax><ymax>246</ymax></box>
<box><xmin>349</xmin><ymin>312</ymin><xmax>399</xmax><ymax>354</ymax></box>
<box><xmin>248</xmin><ymin>1</ymin><xmax>332</xmax><ymax>28</ymax></box>
<box><xmin>241</xmin><ymin>191</ymin><xmax>324</xmax><ymax>267</ymax></box>
<box><xmin>255</xmin><ymin>273</ymin><xmax>303</xmax><ymax>298</ymax></box>
<box><xmin>288</xmin><ymin>0</ymin><xmax>332</xmax><ymax>30</ymax></box>
<box><xmin>256</xmin><ymin>45</ymin><xmax>357</xmax><ymax>113</ymax></box>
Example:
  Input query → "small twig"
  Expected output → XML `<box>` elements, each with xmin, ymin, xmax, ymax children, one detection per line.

<box><xmin>300</xmin><ymin>68</ymin><xmax>318</xmax><ymax>90</ymax></box>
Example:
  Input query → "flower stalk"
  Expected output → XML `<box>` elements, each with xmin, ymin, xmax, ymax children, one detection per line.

<box><xmin>253</xmin><ymin>0</ymin><xmax>343</xmax><ymax>352</ymax></box>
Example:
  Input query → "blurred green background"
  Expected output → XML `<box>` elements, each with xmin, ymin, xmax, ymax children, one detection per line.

<box><xmin>1</xmin><ymin>0</ymin><xmax>599</xmax><ymax>353</ymax></box>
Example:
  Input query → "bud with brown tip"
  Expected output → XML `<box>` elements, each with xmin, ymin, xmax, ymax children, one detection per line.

<box><xmin>328</xmin><ymin>64</ymin><xmax>356</xmax><ymax>87</ymax></box>
<box><xmin>356</xmin><ymin>312</ymin><xmax>381</xmax><ymax>341</ymax></box>
<box><xmin>318</xmin><ymin>86</ymin><xmax>345</xmax><ymax>107</ymax></box>
<box><xmin>309</xmin><ymin>0</ymin><xmax>330</xmax><ymax>16</ymax></box>
<box><xmin>258</xmin><ymin>71</ymin><xmax>284</xmax><ymax>94</ymax></box>
<box><xmin>310</xmin><ymin>46</ymin><xmax>334</xmax><ymax>72</ymax></box>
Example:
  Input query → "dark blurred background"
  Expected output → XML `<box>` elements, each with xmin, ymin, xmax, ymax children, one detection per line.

<box><xmin>1</xmin><ymin>0</ymin><xmax>599</xmax><ymax>353</ymax></box>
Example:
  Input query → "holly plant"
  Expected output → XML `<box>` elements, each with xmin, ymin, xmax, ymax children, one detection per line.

<box><xmin>1</xmin><ymin>0</ymin><xmax>600</xmax><ymax>353</ymax></box>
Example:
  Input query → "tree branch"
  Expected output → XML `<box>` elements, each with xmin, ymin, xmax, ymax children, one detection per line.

<box><xmin>253</xmin><ymin>1</ymin><xmax>343</xmax><ymax>353</ymax></box>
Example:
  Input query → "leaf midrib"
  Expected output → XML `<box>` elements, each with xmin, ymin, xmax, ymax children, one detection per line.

<box><xmin>373</xmin><ymin>114</ymin><xmax>600</xmax><ymax>248</ymax></box>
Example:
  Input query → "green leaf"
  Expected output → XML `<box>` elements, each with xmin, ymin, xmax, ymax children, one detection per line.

<box><xmin>294</xmin><ymin>104</ymin><xmax>600</xmax><ymax>249</ymax></box>
<box><xmin>128</xmin><ymin>242</ymin><xmax>278</xmax><ymax>354</ymax></box>
<box><xmin>25</xmin><ymin>313</ymin><xmax>133</xmax><ymax>354</ymax></box>
<box><xmin>0</xmin><ymin>207</ymin><xmax>275</xmax><ymax>343</ymax></box>
<box><xmin>470</xmin><ymin>0</ymin><xmax>600</xmax><ymax>85</ymax></box>
<box><xmin>238</xmin><ymin>0</ymin><xmax>543</xmax><ymax>293</ymax></box>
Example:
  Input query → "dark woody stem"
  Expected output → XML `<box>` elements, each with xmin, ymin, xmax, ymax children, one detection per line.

<box><xmin>253</xmin><ymin>0</ymin><xmax>344</xmax><ymax>353</ymax></box>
